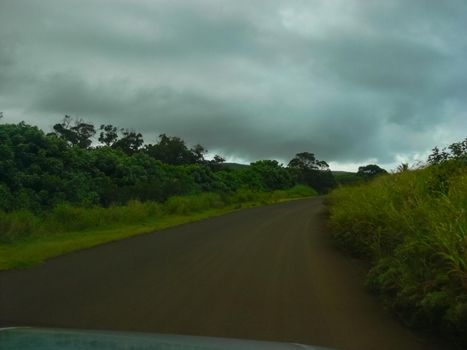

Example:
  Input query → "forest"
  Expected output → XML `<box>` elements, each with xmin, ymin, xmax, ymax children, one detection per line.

<box><xmin>0</xmin><ymin>116</ymin><xmax>340</xmax><ymax>213</ymax></box>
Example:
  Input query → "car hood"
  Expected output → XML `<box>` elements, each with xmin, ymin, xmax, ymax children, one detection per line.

<box><xmin>0</xmin><ymin>327</ymin><xmax>334</xmax><ymax>350</ymax></box>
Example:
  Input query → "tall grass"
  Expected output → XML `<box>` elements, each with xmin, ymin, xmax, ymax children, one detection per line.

<box><xmin>0</xmin><ymin>185</ymin><xmax>317</xmax><ymax>244</ymax></box>
<box><xmin>0</xmin><ymin>210</ymin><xmax>41</xmax><ymax>243</ymax></box>
<box><xmin>327</xmin><ymin>161</ymin><xmax>467</xmax><ymax>345</ymax></box>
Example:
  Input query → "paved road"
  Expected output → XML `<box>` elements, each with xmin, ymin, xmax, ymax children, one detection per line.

<box><xmin>0</xmin><ymin>198</ymin><xmax>450</xmax><ymax>349</ymax></box>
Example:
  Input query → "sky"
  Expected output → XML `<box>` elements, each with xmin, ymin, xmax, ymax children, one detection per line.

<box><xmin>0</xmin><ymin>0</ymin><xmax>466</xmax><ymax>171</ymax></box>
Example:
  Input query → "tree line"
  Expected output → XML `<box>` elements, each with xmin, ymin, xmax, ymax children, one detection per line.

<box><xmin>2</xmin><ymin>115</ymin><xmax>462</xmax><ymax>213</ymax></box>
<box><xmin>0</xmin><ymin>117</ymin><xmax>338</xmax><ymax>212</ymax></box>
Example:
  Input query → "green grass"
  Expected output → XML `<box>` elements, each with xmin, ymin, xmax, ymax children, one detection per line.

<box><xmin>0</xmin><ymin>185</ymin><xmax>317</xmax><ymax>271</ymax></box>
<box><xmin>327</xmin><ymin>160</ymin><xmax>467</xmax><ymax>346</ymax></box>
<box><xmin>0</xmin><ymin>208</ymin><xmax>233</xmax><ymax>270</ymax></box>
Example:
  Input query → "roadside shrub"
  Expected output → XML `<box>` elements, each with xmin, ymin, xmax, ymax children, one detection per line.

<box><xmin>228</xmin><ymin>188</ymin><xmax>268</xmax><ymax>204</ymax></box>
<box><xmin>328</xmin><ymin>160</ymin><xmax>467</xmax><ymax>345</ymax></box>
<box><xmin>164</xmin><ymin>193</ymin><xmax>225</xmax><ymax>215</ymax></box>
<box><xmin>285</xmin><ymin>184</ymin><xmax>318</xmax><ymax>198</ymax></box>
<box><xmin>48</xmin><ymin>204</ymin><xmax>101</xmax><ymax>232</ymax></box>
<box><xmin>0</xmin><ymin>185</ymin><xmax>317</xmax><ymax>244</ymax></box>
<box><xmin>0</xmin><ymin>210</ymin><xmax>42</xmax><ymax>243</ymax></box>
<box><xmin>48</xmin><ymin>201</ymin><xmax>163</xmax><ymax>232</ymax></box>
<box><xmin>116</xmin><ymin>200</ymin><xmax>162</xmax><ymax>224</ymax></box>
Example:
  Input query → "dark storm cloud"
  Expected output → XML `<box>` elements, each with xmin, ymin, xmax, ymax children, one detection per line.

<box><xmin>0</xmin><ymin>0</ymin><xmax>466</xmax><ymax>169</ymax></box>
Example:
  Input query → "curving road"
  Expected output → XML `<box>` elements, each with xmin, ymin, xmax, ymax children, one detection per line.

<box><xmin>0</xmin><ymin>198</ymin><xmax>450</xmax><ymax>349</ymax></box>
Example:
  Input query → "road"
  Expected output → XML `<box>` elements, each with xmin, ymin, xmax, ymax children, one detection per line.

<box><xmin>0</xmin><ymin>198</ymin><xmax>450</xmax><ymax>349</ymax></box>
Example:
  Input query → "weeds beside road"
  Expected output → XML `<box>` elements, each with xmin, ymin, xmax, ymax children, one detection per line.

<box><xmin>327</xmin><ymin>160</ymin><xmax>467</xmax><ymax>347</ymax></box>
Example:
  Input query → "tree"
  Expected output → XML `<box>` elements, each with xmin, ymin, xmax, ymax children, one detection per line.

<box><xmin>250</xmin><ymin>160</ymin><xmax>293</xmax><ymax>191</ymax></box>
<box><xmin>208</xmin><ymin>154</ymin><xmax>225</xmax><ymax>171</ymax></box>
<box><xmin>52</xmin><ymin>115</ymin><xmax>96</xmax><ymax>148</ymax></box>
<box><xmin>112</xmin><ymin>129</ymin><xmax>144</xmax><ymax>155</ymax></box>
<box><xmin>357</xmin><ymin>164</ymin><xmax>387</xmax><ymax>180</ymax></box>
<box><xmin>448</xmin><ymin>138</ymin><xmax>467</xmax><ymax>159</ymax></box>
<box><xmin>98</xmin><ymin>124</ymin><xmax>118</xmax><ymax>146</ymax></box>
<box><xmin>427</xmin><ymin>138</ymin><xmax>467</xmax><ymax>164</ymax></box>
<box><xmin>287</xmin><ymin>152</ymin><xmax>329</xmax><ymax>171</ymax></box>
<box><xmin>427</xmin><ymin>146</ymin><xmax>449</xmax><ymax>165</ymax></box>
<box><xmin>287</xmin><ymin>152</ymin><xmax>335</xmax><ymax>193</ymax></box>
<box><xmin>145</xmin><ymin>134</ymin><xmax>194</xmax><ymax>165</ymax></box>
<box><xmin>190</xmin><ymin>144</ymin><xmax>207</xmax><ymax>164</ymax></box>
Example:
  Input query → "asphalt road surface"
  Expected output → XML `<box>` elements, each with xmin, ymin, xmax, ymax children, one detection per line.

<box><xmin>0</xmin><ymin>198</ymin><xmax>450</xmax><ymax>349</ymax></box>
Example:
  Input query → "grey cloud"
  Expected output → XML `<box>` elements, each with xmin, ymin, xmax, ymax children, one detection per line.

<box><xmin>315</xmin><ymin>35</ymin><xmax>446</xmax><ymax>92</ymax></box>
<box><xmin>0</xmin><ymin>0</ymin><xmax>466</xmax><ymax>170</ymax></box>
<box><xmin>27</xmin><ymin>72</ymin><xmax>255</xmax><ymax>147</ymax></box>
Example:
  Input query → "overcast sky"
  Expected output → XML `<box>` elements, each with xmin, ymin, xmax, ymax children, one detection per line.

<box><xmin>0</xmin><ymin>0</ymin><xmax>466</xmax><ymax>170</ymax></box>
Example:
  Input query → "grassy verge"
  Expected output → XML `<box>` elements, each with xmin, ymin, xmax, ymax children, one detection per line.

<box><xmin>327</xmin><ymin>161</ymin><xmax>467</xmax><ymax>346</ymax></box>
<box><xmin>0</xmin><ymin>185</ymin><xmax>316</xmax><ymax>270</ymax></box>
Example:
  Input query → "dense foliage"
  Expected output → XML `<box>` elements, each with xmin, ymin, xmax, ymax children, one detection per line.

<box><xmin>0</xmin><ymin>119</ymin><xmax>335</xmax><ymax>213</ymax></box>
<box><xmin>328</xmin><ymin>139</ymin><xmax>467</xmax><ymax>346</ymax></box>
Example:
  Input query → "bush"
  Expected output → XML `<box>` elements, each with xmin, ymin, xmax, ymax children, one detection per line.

<box><xmin>47</xmin><ymin>201</ymin><xmax>163</xmax><ymax>232</ymax></box>
<box><xmin>285</xmin><ymin>184</ymin><xmax>318</xmax><ymax>198</ymax></box>
<box><xmin>0</xmin><ymin>210</ymin><xmax>42</xmax><ymax>243</ymax></box>
<box><xmin>328</xmin><ymin>160</ymin><xmax>467</xmax><ymax>345</ymax></box>
<box><xmin>164</xmin><ymin>193</ymin><xmax>225</xmax><ymax>215</ymax></box>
